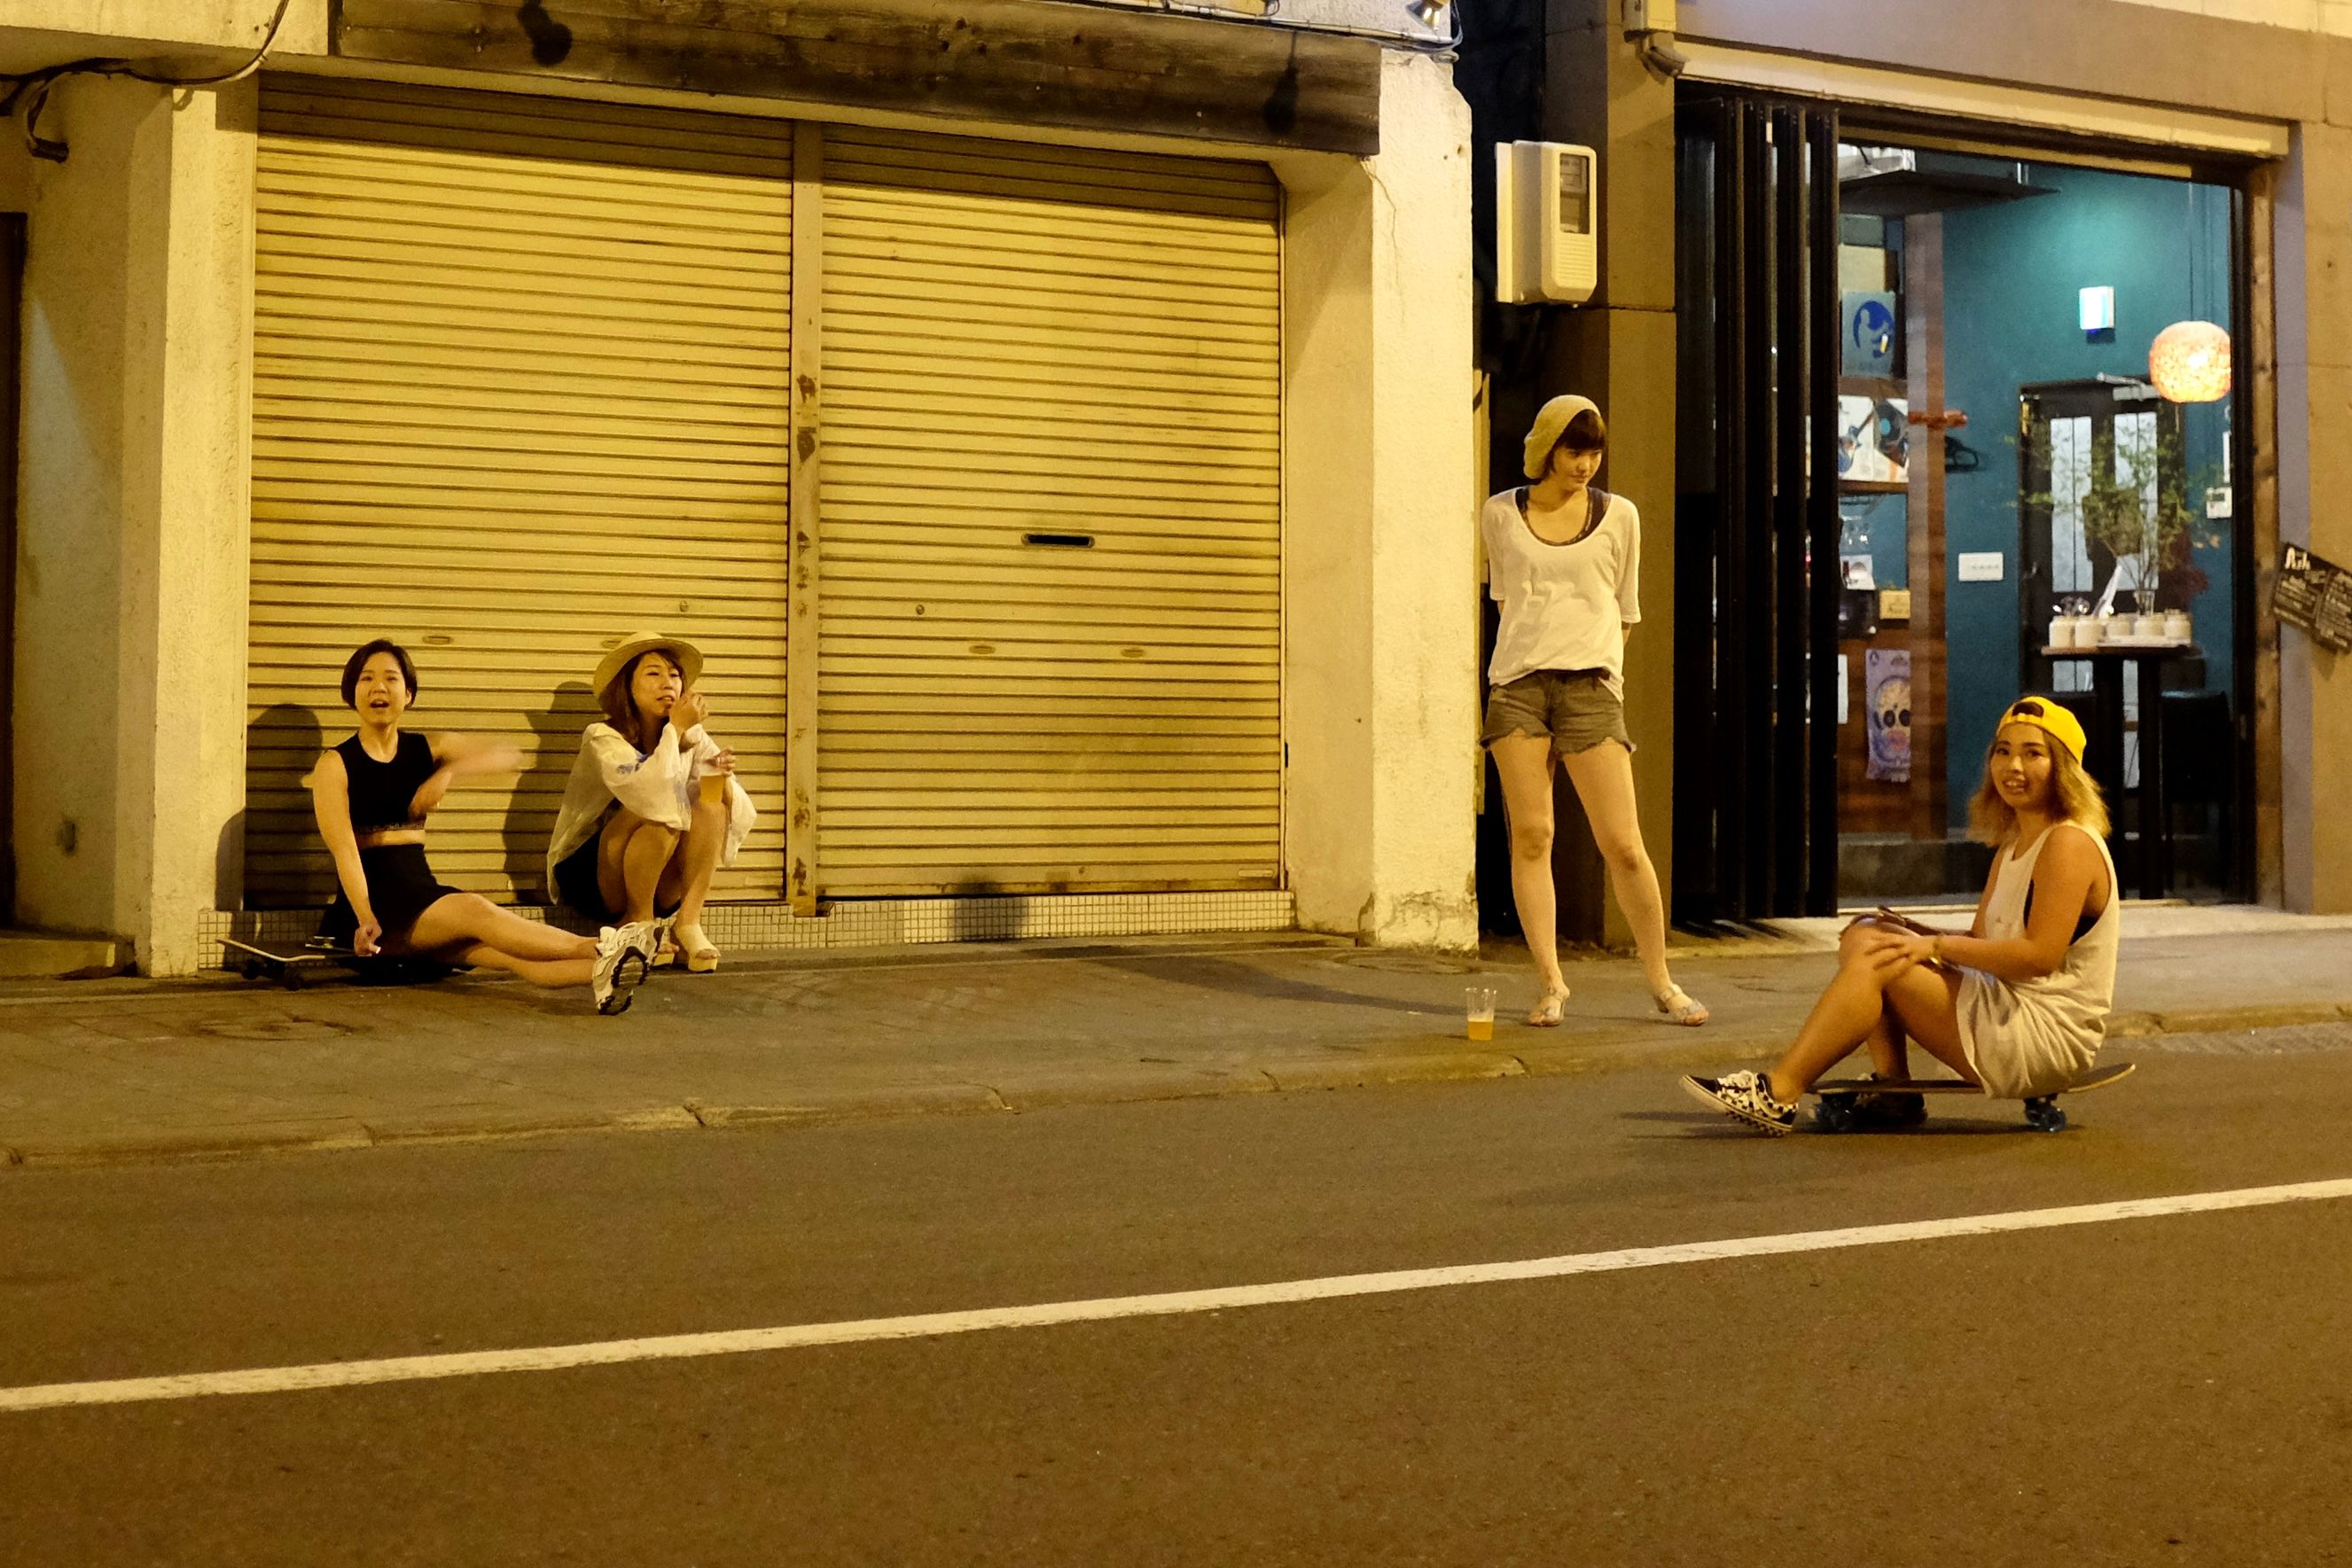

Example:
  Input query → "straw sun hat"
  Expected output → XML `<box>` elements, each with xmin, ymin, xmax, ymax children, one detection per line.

<box><xmin>593</xmin><ymin>631</ymin><xmax>703</xmax><ymax>697</ymax></box>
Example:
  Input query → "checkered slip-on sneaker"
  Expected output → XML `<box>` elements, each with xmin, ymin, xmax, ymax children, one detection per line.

<box><xmin>1680</xmin><ymin>1069</ymin><xmax>1799</xmax><ymax>1135</ymax></box>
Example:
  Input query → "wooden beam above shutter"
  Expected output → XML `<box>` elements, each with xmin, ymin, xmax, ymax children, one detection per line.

<box><xmin>332</xmin><ymin>0</ymin><xmax>1382</xmax><ymax>157</ymax></box>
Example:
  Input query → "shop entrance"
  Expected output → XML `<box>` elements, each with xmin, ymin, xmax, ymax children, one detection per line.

<box><xmin>1676</xmin><ymin>87</ymin><xmax>2254</xmax><ymax>919</ymax></box>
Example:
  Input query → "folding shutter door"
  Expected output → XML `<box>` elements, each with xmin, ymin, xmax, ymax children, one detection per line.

<box><xmin>819</xmin><ymin>126</ymin><xmax>1283</xmax><ymax>896</ymax></box>
<box><xmin>246</xmin><ymin>79</ymin><xmax>793</xmax><ymax>905</ymax></box>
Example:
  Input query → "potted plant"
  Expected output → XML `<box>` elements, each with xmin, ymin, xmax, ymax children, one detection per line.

<box><xmin>2069</xmin><ymin>423</ymin><xmax>2223</xmax><ymax>614</ymax></box>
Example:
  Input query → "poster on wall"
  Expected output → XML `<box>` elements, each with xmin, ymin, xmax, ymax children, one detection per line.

<box><xmin>1838</xmin><ymin>395</ymin><xmax>1909</xmax><ymax>482</ymax></box>
<box><xmin>2275</xmin><ymin>544</ymin><xmax>2352</xmax><ymax>653</ymax></box>
<box><xmin>1865</xmin><ymin>649</ymin><xmax>1912</xmax><ymax>784</ymax></box>
<box><xmin>1843</xmin><ymin>292</ymin><xmax>1896</xmax><ymax>378</ymax></box>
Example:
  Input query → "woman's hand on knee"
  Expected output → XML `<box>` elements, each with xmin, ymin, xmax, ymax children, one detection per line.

<box><xmin>1838</xmin><ymin>916</ymin><xmax>1900</xmax><ymax>957</ymax></box>
<box><xmin>1848</xmin><ymin>925</ymin><xmax>1929</xmax><ymax>979</ymax></box>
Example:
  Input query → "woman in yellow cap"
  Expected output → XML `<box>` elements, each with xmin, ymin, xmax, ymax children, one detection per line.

<box><xmin>1681</xmin><ymin>697</ymin><xmax>2119</xmax><ymax>1134</ymax></box>
<box><xmin>1481</xmin><ymin>394</ymin><xmax>1706</xmax><ymax>1028</ymax></box>
<box><xmin>545</xmin><ymin>632</ymin><xmax>756</xmax><ymax>972</ymax></box>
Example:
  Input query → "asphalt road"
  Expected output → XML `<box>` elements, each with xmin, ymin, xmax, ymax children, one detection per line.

<box><xmin>5</xmin><ymin>1031</ymin><xmax>2350</xmax><ymax>1565</ymax></box>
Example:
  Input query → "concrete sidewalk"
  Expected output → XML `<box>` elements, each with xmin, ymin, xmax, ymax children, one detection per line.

<box><xmin>4</xmin><ymin>923</ymin><xmax>2350</xmax><ymax>1169</ymax></box>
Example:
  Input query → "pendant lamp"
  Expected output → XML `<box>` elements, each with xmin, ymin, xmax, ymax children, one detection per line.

<box><xmin>2149</xmin><ymin>319</ymin><xmax>2231</xmax><ymax>403</ymax></box>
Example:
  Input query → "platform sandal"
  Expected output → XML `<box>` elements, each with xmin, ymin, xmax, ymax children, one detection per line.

<box><xmin>671</xmin><ymin>919</ymin><xmax>721</xmax><ymax>974</ymax></box>
<box><xmin>1653</xmin><ymin>984</ymin><xmax>1709</xmax><ymax>1026</ymax></box>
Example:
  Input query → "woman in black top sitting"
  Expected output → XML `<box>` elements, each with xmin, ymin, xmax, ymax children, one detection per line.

<box><xmin>309</xmin><ymin>639</ymin><xmax>656</xmax><ymax>1014</ymax></box>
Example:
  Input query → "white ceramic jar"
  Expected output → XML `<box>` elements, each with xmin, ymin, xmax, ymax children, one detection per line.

<box><xmin>2164</xmin><ymin>610</ymin><xmax>2192</xmax><ymax>643</ymax></box>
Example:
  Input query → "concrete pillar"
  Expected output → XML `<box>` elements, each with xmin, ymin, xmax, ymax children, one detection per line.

<box><xmin>2272</xmin><ymin>120</ymin><xmax>2352</xmax><ymax>912</ymax></box>
<box><xmin>10</xmin><ymin>76</ymin><xmax>254</xmax><ymax>970</ymax></box>
<box><xmin>1535</xmin><ymin>0</ymin><xmax>1678</xmax><ymax>945</ymax></box>
<box><xmin>1278</xmin><ymin>51</ymin><xmax>1480</xmax><ymax>949</ymax></box>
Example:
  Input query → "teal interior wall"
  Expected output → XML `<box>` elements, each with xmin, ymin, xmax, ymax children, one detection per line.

<box><xmin>1934</xmin><ymin>162</ymin><xmax>2234</xmax><ymax>827</ymax></box>
<box><xmin>1840</xmin><ymin>493</ymin><xmax>1907</xmax><ymax>591</ymax></box>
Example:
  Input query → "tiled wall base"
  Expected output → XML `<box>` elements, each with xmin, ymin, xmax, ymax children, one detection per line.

<box><xmin>195</xmin><ymin>891</ymin><xmax>1296</xmax><ymax>969</ymax></box>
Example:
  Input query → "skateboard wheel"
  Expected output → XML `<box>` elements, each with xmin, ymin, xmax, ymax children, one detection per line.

<box><xmin>285</xmin><ymin>971</ymin><xmax>306</xmax><ymax>991</ymax></box>
<box><xmin>1814</xmin><ymin>1098</ymin><xmax>1856</xmax><ymax>1134</ymax></box>
<box><xmin>2023</xmin><ymin>1097</ymin><xmax>2067</xmax><ymax>1133</ymax></box>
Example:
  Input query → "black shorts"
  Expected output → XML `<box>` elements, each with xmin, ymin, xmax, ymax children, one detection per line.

<box><xmin>552</xmin><ymin>834</ymin><xmax>608</xmax><ymax>918</ymax></box>
<box><xmin>552</xmin><ymin>829</ymin><xmax>680</xmax><ymax>922</ymax></box>
<box><xmin>320</xmin><ymin>843</ymin><xmax>463</xmax><ymax>947</ymax></box>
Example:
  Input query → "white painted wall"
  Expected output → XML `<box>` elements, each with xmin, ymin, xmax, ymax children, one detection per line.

<box><xmin>2271</xmin><ymin>121</ymin><xmax>2352</xmax><ymax>912</ymax></box>
<box><xmin>0</xmin><ymin>0</ymin><xmax>291</xmax><ymax>72</ymax></box>
<box><xmin>1056</xmin><ymin>0</ymin><xmax>1449</xmax><ymax>42</ymax></box>
<box><xmin>0</xmin><ymin>0</ymin><xmax>276</xmax><ymax>33</ymax></box>
<box><xmin>2108</xmin><ymin>0</ymin><xmax>2352</xmax><ymax>32</ymax></box>
<box><xmin>5</xmin><ymin>74</ymin><xmax>254</xmax><ymax>967</ymax></box>
<box><xmin>1278</xmin><ymin>51</ymin><xmax>1479</xmax><ymax>950</ymax></box>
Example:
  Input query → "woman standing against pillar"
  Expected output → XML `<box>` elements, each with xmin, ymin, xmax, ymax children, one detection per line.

<box><xmin>1480</xmin><ymin>395</ymin><xmax>1707</xmax><ymax>1028</ymax></box>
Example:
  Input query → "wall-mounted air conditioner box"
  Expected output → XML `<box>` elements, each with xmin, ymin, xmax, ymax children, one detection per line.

<box><xmin>1496</xmin><ymin>141</ymin><xmax>1598</xmax><ymax>306</ymax></box>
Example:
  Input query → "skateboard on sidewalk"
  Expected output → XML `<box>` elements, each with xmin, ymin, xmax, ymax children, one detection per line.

<box><xmin>219</xmin><ymin>936</ymin><xmax>361</xmax><ymax>991</ymax></box>
<box><xmin>1811</xmin><ymin>1061</ymin><xmax>2136</xmax><ymax>1134</ymax></box>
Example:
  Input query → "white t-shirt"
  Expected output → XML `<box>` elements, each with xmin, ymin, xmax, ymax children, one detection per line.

<box><xmin>1479</xmin><ymin>486</ymin><xmax>1641</xmax><ymax>695</ymax></box>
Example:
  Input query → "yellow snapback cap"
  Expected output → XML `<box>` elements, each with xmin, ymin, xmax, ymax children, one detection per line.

<box><xmin>1996</xmin><ymin>695</ymin><xmax>2087</xmax><ymax>762</ymax></box>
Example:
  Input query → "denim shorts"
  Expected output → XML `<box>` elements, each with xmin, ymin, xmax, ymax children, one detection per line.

<box><xmin>1481</xmin><ymin>669</ymin><xmax>1633</xmax><ymax>755</ymax></box>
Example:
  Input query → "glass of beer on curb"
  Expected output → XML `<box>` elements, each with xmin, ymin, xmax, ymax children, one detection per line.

<box><xmin>696</xmin><ymin>772</ymin><xmax>726</xmax><ymax>807</ymax></box>
<box><xmin>1465</xmin><ymin>986</ymin><xmax>1496</xmax><ymax>1042</ymax></box>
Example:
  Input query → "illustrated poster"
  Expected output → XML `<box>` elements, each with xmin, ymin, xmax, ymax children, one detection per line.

<box><xmin>1865</xmin><ymin>648</ymin><xmax>1912</xmax><ymax>784</ymax></box>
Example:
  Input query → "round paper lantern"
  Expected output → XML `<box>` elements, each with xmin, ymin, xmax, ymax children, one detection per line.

<box><xmin>2149</xmin><ymin>319</ymin><xmax>2231</xmax><ymax>402</ymax></box>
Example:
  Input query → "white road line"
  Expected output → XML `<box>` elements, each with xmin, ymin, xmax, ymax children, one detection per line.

<box><xmin>7</xmin><ymin>1177</ymin><xmax>2349</xmax><ymax>1415</ymax></box>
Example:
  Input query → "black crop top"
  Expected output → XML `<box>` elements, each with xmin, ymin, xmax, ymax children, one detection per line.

<box><xmin>336</xmin><ymin>731</ymin><xmax>438</xmax><ymax>832</ymax></box>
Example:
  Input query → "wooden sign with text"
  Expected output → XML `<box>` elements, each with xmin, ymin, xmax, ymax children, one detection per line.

<box><xmin>2276</xmin><ymin>544</ymin><xmax>2352</xmax><ymax>654</ymax></box>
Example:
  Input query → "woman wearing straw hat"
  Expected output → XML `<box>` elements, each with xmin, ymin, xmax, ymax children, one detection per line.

<box><xmin>1481</xmin><ymin>394</ymin><xmax>1706</xmax><ymax>1029</ymax></box>
<box><xmin>545</xmin><ymin>632</ymin><xmax>757</xmax><ymax>972</ymax></box>
<box><xmin>1681</xmin><ymin>697</ymin><xmax>2119</xmax><ymax>1135</ymax></box>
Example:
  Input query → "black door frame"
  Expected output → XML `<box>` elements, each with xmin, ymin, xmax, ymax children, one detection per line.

<box><xmin>2016</xmin><ymin>378</ymin><xmax>2185</xmax><ymax>694</ymax></box>
<box><xmin>1673</xmin><ymin>89</ymin><xmax>1842</xmax><ymax>924</ymax></box>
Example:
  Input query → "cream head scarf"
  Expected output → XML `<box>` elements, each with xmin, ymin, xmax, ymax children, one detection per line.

<box><xmin>1522</xmin><ymin>394</ymin><xmax>1603</xmax><ymax>480</ymax></box>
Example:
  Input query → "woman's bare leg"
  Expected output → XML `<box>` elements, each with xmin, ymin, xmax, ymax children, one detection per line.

<box><xmin>401</xmin><ymin>893</ymin><xmax>597</xmax><ymax>964</ymax></box>
<box><xmin>1864</xmin><ymin>1007</ymin><xmax>1910</xmax><ymax>1080</ymax></box>
<box><xmin>1490</xmin><ymin>733</ymin><xmax>1571</xmax><ymax>1023</ymax></box>
<box><xmin>597</xmin><ymin>810</ymin><xmax>681</xmax><ymax>926</ymax></box>
<box><xmin>1765</xmin><ymin>939</ymin><xmax>1968</xmax><ymax>1104</ymax></box>
<box><xmin>1833</xmin><ymin>920</ymin><xmax>1910</xmax><ymax>1079</ymax></box>
<box><xmin>657</xmin><ymin>795</ymin><xmax>730</xmax><ymax>924</ymax></box>
<box><xmin>1559</xmin><ymin>740</ymin><xmax>1678</xmax><ymax>999</ymax></box>
<box><xmin>449</xmin><ymin>945</ymin><xmax>594</xmax><ymax>989</ymax></box>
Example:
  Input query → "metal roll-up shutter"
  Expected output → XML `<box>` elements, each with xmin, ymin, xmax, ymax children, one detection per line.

<box><xmin>246</xmin><ymin>79</ymin><xmax>793</xmax><ymax>906</ymax></box>
<box><xmin>819</xmin><ymin>126</ymin><xmax>1283</xmax><ymax>896</ymax></box>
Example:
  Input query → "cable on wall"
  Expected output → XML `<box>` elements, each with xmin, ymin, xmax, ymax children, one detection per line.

<box><xmin>0</xmin><ymin>0</ymin><xmax>297</xmax><ymax>163</ymax></box>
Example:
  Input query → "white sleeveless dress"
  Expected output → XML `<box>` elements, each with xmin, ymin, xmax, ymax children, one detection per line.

<box><xmin>1954</xmin><ymin>822</ymin><xmax>2121</xmax><ymax>1098</ymax></box>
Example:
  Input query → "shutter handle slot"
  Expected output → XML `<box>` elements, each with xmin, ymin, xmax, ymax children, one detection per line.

<box><xmin>1023</xmin><ymin>532</ymin><xmax>1095</xmax><ymax>549</ymax></box>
